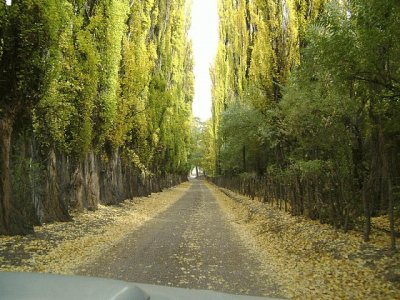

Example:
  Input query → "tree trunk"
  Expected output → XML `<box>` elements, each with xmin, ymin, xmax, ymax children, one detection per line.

<box><xmin>41</xmin><ymin>149</ymin><xmax>71</xmax><ymax>223</ymax></box>
<box><xmin>242</xmin><ymin>145</ymin><xmax>246</xmax><ymax>172</ymax></box>
<box><xmin>0</xmin><ymin>118</ymin><xmax>13</xmax><ymax>234</ymax></box>
<box><xmin>362</xmin><ymin>177</ymin><xmax>371</xmax><ymax>242</ymax></box>
<box><xmin>378</xmin><ymin>124</ymin><xmax>396</xmax><ymax>250</ymax></box>
<box><xmin>380</xmin><ymin>128</ymin><xmax>396</xmax><ymax>251</ymax></box>
<box><xmin>0</xmin><ymin>117</ymin><xmax>33</xmax><ymax>235</ymax></box>
<box><xmin>388</xmin><ymin>176</ymin><xmax>396</xmax><ymax>251</ymax></box>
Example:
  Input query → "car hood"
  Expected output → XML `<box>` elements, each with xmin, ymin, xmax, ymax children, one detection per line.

<box><xmin>0</xmin><ymin>272</ymin><xmax>282</xmax><ymax>300</ymax></box>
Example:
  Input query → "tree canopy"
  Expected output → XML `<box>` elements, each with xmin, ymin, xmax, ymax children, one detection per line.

<box><xmin>209</xmin><ymin>0</ymin><xmax>400</xmax><ymax>249</ymax></box>
<box><xmin>0</xmin><ymin>0</ymin><xmax>194</xmax><ymax>234</ymax></box>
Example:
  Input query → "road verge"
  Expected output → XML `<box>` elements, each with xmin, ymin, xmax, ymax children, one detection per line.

<box><xmin>0</xmin><ymin>182</ymin><xmax>191</xmax><ymax>274</ymax></box>
<box><xmin>207</xmin><ymin>182</ymin><xmax>400</xmax><ymax>299</ymax></box>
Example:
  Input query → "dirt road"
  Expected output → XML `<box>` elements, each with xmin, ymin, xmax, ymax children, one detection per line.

<box><xmin>77</xmin><ymin>180</ymin><xmax>282</xmax><ymax>298</ymax></box>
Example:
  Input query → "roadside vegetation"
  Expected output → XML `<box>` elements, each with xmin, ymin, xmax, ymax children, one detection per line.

<box><xmin>0</xmin><ymin>183</ymin><xmax>190</xmax><ymax>273</ymax></box>
<box><xmin>1</xmin><ymin>0</ymin><xmax>400</xmax><ymax>297</ymax></box>
<box><xmin>193</xmin><ymin>0</ymin><xmax>400</xmax><ymax>250</ymax></box>
<box><xmin>211</xmin><ymin>183</ymin><xmax>400</xmax><ymax>299</ymax></box>
<box><xmin>0</xmin><ymin>0</ymin><xmax>193</xmax><ymax>235</ymax></box>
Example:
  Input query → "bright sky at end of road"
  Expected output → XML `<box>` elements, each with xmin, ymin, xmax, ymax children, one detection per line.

<box><xmin>189</xmin><ymin>0</ymin><xmax>219</xmax><ymax>122</ymax></box>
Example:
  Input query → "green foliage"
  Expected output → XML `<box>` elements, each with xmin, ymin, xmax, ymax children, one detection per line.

<box><xmin>19</xmin><ymin>0</ymin><xmax>194</xmax><ymax>174</ymax></box>
<box><xmin>2</xmin><ymin>0</ymin><xmax>193</xmax><ymax>170</ymax></box>
<box><xmin>200</xmin><ymin>120</ymin><xmax>217</xmax><ymax>176</ymax></box>
<box><xmin>33</xmin><ymin>0</ymin><xmax>98</xmax><ymax>155</ymax></box>
<box><xmin>0</xmin><ymin>0</ymin><xmax>194</xmax><ymax>235</ymax></box>
<box><xmin>211</xmin><ymin>0</ymin><xmax>328</xmax><ymax>176</ymax></box>
<box><xmin>143</xmin><ymin>0</ymin><xmax>193</xmax><ymax>176</ymax></box>
<box><xmin>219</xmin><ymin>103</ymin><xmax>264</xmax><ymax>174</ymax></box>
<box><xmin>94</xmin><ymin>1</ymin><xmax>129</xmax><ymax>146</ymax></box>
<box><xmin>0</xmin><ymin>0</ymin><xmax>59</xmax><ymax>116</ymax></box>
<box><xmin>211</xmin><ymin>0</ymin><xmax>400</xmax><ymax>237</ymax></box>
<box><xmin>188</xmin><ymin>118</ymin><xmax>209</xmax><ymax>175</ymax></box>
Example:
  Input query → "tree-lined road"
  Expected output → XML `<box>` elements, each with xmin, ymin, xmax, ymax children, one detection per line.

<box><xmin>77</xmin><ymin>180</ymin><xmax>281</xmax><ymax>298</ymax></box>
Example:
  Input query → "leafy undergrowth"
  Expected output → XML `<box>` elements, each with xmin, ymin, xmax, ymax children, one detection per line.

<box><xmin>0</xmin><ymin>182</ymin><xmax>191</xmax><ymax>275</ymax></box>
<box><xmin>209</xmin><ymin>182</ymin><xmax>400</xmax><ymax>299</ymax></box>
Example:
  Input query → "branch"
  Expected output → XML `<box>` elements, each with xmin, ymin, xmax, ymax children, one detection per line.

<box><xmin>351</xmin><ymin>74</ymin><xmax>399</xmax><ymax>94</ymax></box>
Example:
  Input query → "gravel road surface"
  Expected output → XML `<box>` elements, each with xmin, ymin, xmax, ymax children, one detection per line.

<box><xmin>77</xmin><ymin>180</ymin><xmax>281</xmax><ymax>298</ymax></box>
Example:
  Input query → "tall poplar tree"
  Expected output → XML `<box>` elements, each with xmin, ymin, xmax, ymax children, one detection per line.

<box><xmin>0</xmin><ymin>0</ymin><xmax>63</xmax><ymax>234</ymax></box>
<box><xmin>0</xmin><ymin>0</ymin><xmax>194</xmax><ymax>235</ymax></box>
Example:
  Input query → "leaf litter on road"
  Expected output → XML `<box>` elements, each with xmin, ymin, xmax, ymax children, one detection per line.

<box><xmin>2</xmin><ymin>179</ymin><xmax>399</xmax><ymax>299</ymax></box>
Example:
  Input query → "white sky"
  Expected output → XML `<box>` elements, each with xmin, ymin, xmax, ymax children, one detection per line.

<box><xmin>189</xmin><ymin>0</ymin><xmax>219</xmax><ymax>121</ymax></box>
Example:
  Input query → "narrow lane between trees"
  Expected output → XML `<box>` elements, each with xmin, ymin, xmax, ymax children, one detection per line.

<box><xmin>77</xmin><ymin>179</ymin><xmax>282</xmax><ymax>298</ymax></box>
